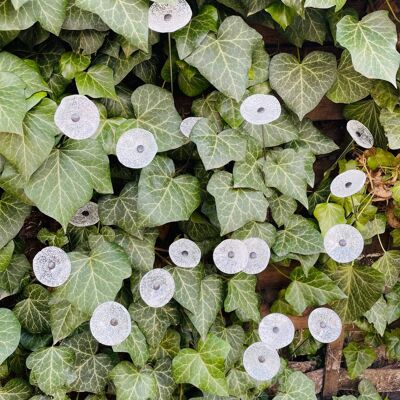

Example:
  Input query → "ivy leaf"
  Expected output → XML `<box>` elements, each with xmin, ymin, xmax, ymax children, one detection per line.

<box><xmin>326</xmin><ymin>50</ymin><xmax>373</xmax><ymax>104</ymax></box>
<box><xmin>304</xmin><ymin>0</ymin><xmax>346</xmax><ymax>10</ymax></box>
<box><xmin>0</xmin><ymin>240</ymin><xmax>14</xmax><ymax>272</ymax></box>
<box><xmin>0</xmin><ymin>99</ymin><xmax>58</xmax><ymax>180</ymax></box>
<box><xmin>380</xmin><ymin>108</ymin><xmax>400</xmax><ymax>150</ymax></box>
<box><xmin>273</xmin><ymin>216</ymin><xmax>324</xmax><ymax>256</ymax></box>
<box><xmin>224</xmin><ymin>273</ymin><xmax>260</xmax><ymax>323</ymax></box>
<box><xmin>0</xmin><ymin>378</ymin><xmax>32</xmax><ymax>400</ymax></box>
<box><xmin>177</xmin><ymin>61</ymin><xmax>210</xmax><ymax>97</ymax></box>
<box><xmin>248</xmin><ymin>40</ymin><xmax>270</xmax><ymax>87</ymax></box>
<box><xmin>57</xmin><ymin>240</ymin><xmax>131</xmax><ymax>314</ymax></box>
<box><xmin>269</xmin><ymin>194</ymin><xmax>297</xmax><ymax>228</ymax></box>
<box><xmin>62</xmin><ymin>0</ymin><xmax>109</xmax><ymax>30</ymax></box>
<box><xmin>25</xmin><ymin>139</ymin><xmax>112</xmax><ymax>230</ymax></box>
<box><xmin>329</xmin><ymin>263</ymin><xmax>385</xmax><ymax>322</ymax></box>
<box><xmin>75</xmin><ymin>0</ymin><xmax>149</xmax><ymax>51</ymax></box>
<box><xmin>149</xmin><ymin>358</ymin><xmax>176</xmax><ymax>400</ymax></box>
<box><xmin>172</xmin><ymin>334</ymin><xmax>231</xmax><ymax>396</ymax></box>
<box><xmin>60</xmin><ymin>52</ymin><xmax>91</xmax><ymax>80</ymax></box>
<box><xmin>0</xmin><ymin>192</ymin><xmax>31</xmax><ymax>250</ymax></box>
<box><xmin>173</xmin><ymin>5</ymin><xmax>219</xmax><ymax>60</ymax></box>
<box><xmin>192</xmin><ymin>91</ymin><xmax>223</xmax><ymax>130</ymax></box>
<box><xmin>186</xmin><ymin>275</ymin><xmax>223</xmax><ymax>339</ymax></box>
<box><xmin>266</xmin><ymin>2</ymin><xmax>296</xmax><ymax>30</ymax></box>
<box><xmin>343</xmin><ymin>342</ymin><xmax>376</xmax><ymax>379</ymax></box>
<box><xmin>371</xmin><ymin>81</ymin><xmax>398</xmax><ymax>112</ymax></box>
<box><xmin>337</xmin><ymin>11</ymin><xmax>400</xmax><ymax>85</ymax></box>
<box><xmin>14</xmin><ymin>284</ymin><xmax>50</xmax><ymax>334</ymax></box>
<box><xmin>372</xmin><ymin>250</ymin><xmax>400</xmax><ymax>289</ymax></box>
<box><xmin>138</xmin><ymin>155</ymin><xmax>201</xmax><ymax>228</ymax></box>
<box><xmin>314</xmin><ymin>203</ymin><xmax>346</xmax><ymax>236</ymax></box>
<box><xmin>364</xmin><ymin>296</ymin><xmax>387</xmax><ymax>336</ymax></box>
<box><xmin>285</xmin><ymin>267</ymin><xmax>347</xmax><ymax>314</ymax></box>
<box><xmin>149</xmin><ymin>329</ymin><xmax>180</xmax><ymax>361</ymax></box>
<box><xmin>0</xmin><ymin>253</ymin><xmax>30</xmax><ymax>295</ymax></box>
<box><xmin>185</xmin><ymin>16</ymin><xmax>261</xmax><ymax>101</ymax></box>
<box><xmin>227</xmin><ymin>368</ymin><xmax>256</xmax><ymax>398</ymax></box>
<box><xmin>76</xmin><ymin>65</ymin><xmax>117</xmax><ymax>100</ymax></box>
<box><xmin>130</xmin><ymin>84</ymin><xmax>185</xmax><ymax>152</ymax></box>
<box><xmin>386</xmin><ymin>284</ymin><xmax>400</xmax><ymax>324</ymax></box>
<box><xmin>26</xmin><ymin>346</ymin><xmax>76</xmax><ymax>395</ymax></box>
<box><xmin>273</xmin><ymin>371</ymin><xmax>317</xmax><ymax>400</ymax></box>
<box><xmin>191</xmin><ymin>118</ymin><xmax>247</xmax><ymax>171</ymax></box>
<box><xmin>0</xmin><ymin>72</ymin><xmax>26</xmax><ymax>135</ymax></box>
<box><xmin>0</xmin><ymin>308</ymin><xmax>21</xmax><ymax>365</ymax></box>
<box><xmin>0</xmin><ymin>1</ymin><xmax>35</xmax><ymax>31</ymax></box>
<box><xmin>358</xmin><ymin>380</ymin><xmax>381</xmax><ymax>400</ymax></box>
<box><xmin>270</xmin><ymin>51</ymin><xmax>337</xmax><ymax>120</ymax></box>
<box><xmin>231</xmin><ymin>221</ymin><xmax>277</xmax><ymax>247</ymax></box>
<box><xmin>207</xmin><ymin>171</ymin><xmax>268</xmax><ymax>235</ymax></box>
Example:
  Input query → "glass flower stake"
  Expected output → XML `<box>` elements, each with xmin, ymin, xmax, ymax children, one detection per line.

<box><xmin>243</xmin><ymin>342</ymin><xmax>281</xmax><ymax>381</ymax></box>
<box><xmin>116</xmin><ymin>128</ymin><xmax>158</xmax><ymax>169</ymax></box>
<box><xmin>32</xmin><ymin>246</ymin><xmax>71</xmax><ymax>287</ymax></box>
<box><xmin>180</xmin><ymin>117</ymin><xmax>202</xmax><ymax>138</ymax></box>
<box><xmin>242</xmin><ymin>237</ymin><xmax>270</xmax><ymax>275</ymax></box>
<box><xmin>69</xmin><ymin>202</ymin><xmax>99</xmax><ymax>227</ymax></box>
<box><xmin>324</xmin><ymin>224</ymin><xmax>364</xmax><ymax>263</ymax></box>
<box><xmin>139</xmin><ymin>269</ymin><xmax>175</xmax><ymax>308</ymax></box>
<box><xmin>54</xmin><ymin>95</ymin><xmax>100</xmax><ymax>140</ymax></box>
<box><xmin>308</xmin><ymin>307</ymin><xmax>342</xmax><ymax>343</ymax></box>
<box><xmin>90</xmin><ymin>301</ymin><xmax>131</xmax><ymax>346</ymax></box>
<box><xmin>258</xmin><ymin>313</ymin><xmax>295</xmax><ymax>349</ymax></box>
<box><xmin>169</xmin><ymin>238</ymin><xmax>201</xmax><ymax>269</ymax></box>
<box><xmin>347</xmin><ymin>120</ymin><xmax>374</xmax><ymax>149</ymax></box>
<box><xmin>240</xmin><ymin>94</ymin><xmax>281</xmax><ymax>125</ymax></box>
<box><xmin>330</xmin><ymin>170</ymin><xmax>367</xmax><ymax>198</ymax></box>
<box><xmin>213</xmin><ymin>239</ymin><xmax>248</xmax><ymax>274</ymax></box>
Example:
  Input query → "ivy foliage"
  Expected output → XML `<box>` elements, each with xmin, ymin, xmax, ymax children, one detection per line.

<box><xmin>0</xmin><ymin>0</ymin><xmax>399</xmax><ymax>399</ymax></box>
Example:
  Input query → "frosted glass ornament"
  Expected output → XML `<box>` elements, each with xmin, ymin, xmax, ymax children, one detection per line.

<box><xmin>346</xmin><ymin>120</ymin><xmax>374</xmax><ymax>149</ymax></box>
<box><xmin>240</xmin><ymin>94</ymin><xmax>281</xmax><ymax>125</ymax></box>
<box><xmin>148</xmin><ymin>0</ymin><xmax>192</xmax><ymax>33</ymax></box>
<box><xmin>324</xmin><ymin>224</ymin><xmax>364</xmax><ymax>263</ymax></box>
<box><xmin>213</xmin><ymin>239</ymin><xmax>248</xmax><ymax>274</ymax></box>
<box><xmin>116</xmin><ymin>128</ymin><xmax>158</xmax><ymax>169</ymax></box>
<box><xmin>243</xmin><ymin>237</ymin><xmax>270</xmax><ymax>274</ymax></box>
<box><xmin>33</xmin><ymin>246</ymin><xmax>71</xmax><ymax>287</ymax></box>
<box><xmin>308</xmin><ymin>307</ymin><xmax>342</xmax><ymax>343</ymax></box>
<box><xmin>330</xmin><ymin>170</ymin><xmax>366</xmax><ymax>198</ymax></box>
<box><xmin>169</xmin><ymin>238</ymin><xmax>201</xmax><ymax>269</ymax></box>
<box><xmin>243</xmin><ymin>342</ymin><xmax>280</xmax><ymax>381</ymax></box>
<box><xmin>69</xmin><ymin>202</ymin><xmax>99</xmax><ymax>227</ymax></box>
<box><xmin>140</xmin><ymin>269</ymin><xmax>175</xmax><ymax>308</ymax></box>
<box><xmin>258</xmin><ymin>313</ymin><xmax>295</xmax><ymax>349</ymax></box>
<box><xmin>54</xmin><ymin>95</ymin><xmax>100</xmax><ymax>139</ymax></box>
<box><xmin>90</xmin><ymin>301</ymin><xmax>131</xmax><ymax>346</ymax></box>
<box><xmin>180</xmin><ymin>117</ymin><xmax>202</xmax><ymax>137</ymax></box>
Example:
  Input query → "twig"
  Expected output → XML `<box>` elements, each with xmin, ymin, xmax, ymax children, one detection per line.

<box><xmin>386</xmin><ymin>0</ymin><xmax>400</xmax><ymax>23</ymax></box>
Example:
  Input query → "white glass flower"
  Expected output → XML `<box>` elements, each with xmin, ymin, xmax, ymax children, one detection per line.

<box><xmin>308</xmin><ymin>307</ymin><xmax>342</xmax><ymax>343</ymax></box>
<box><xmin>54</xmin><ymin>95</ymin><xmax>100</xmax><ymax>140</ymax></box>
<box><xmin>213</xmin><ymin>239</ymin><xmax>248</xmax><ymax>274</ymax></box>
<box><xmin>33</xmin><ymin>246</ymin><xmax>71</xmax><ymax>287</ymax></box>
<box><xmin>346</xmin><ymin>120</ymin><xmax>374</xmax><ymax>149</ymax></box>
<box><xmin>240</xmin><ymin>94</ymin><xmax>281</xmax><ymax>125</ymax></box>
<box><xmin>148</xmin><ymin>0</ymin><xmax>192</xmax><ymax>33</ymax></box>
<box><xmin>258</xmin><ymin>313</ymin><xmax>295</xmax><ymax>349</ymax></box>
<box><xmin>180</xmin><ymin>117</ymin><xmax>202</xmax><ymax>138</ymax></box>
<box><xmin>169</xmin><ymin>238</ymin><xmax>201</xmax><ymax>269</ymax></box>
<box><xmin>242</xmin><ymin>237</ymin><xmax>270</xmax><ymax>275</ymax></box>
<box><xmin>139</xmin><ymin>269</ymin><xmax>175</xmax><ymax>308</ymax></box>
<box><xmin>69</xmin><ymin>202</ymin><xmax>99</xmax><ymax>227</ymax></box>
<box><xmin>330</xmin><ymin>169</ymin><xmax>366</xmax><ymax>198</ymax></box>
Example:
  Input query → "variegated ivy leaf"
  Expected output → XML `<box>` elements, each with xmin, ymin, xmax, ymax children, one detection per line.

<box><xmin>248</xmin><ymin>40</ymin><xmax>270</xmax><ymax>87</ymax></box>
<box><xmin>230</xmin><ymin>221</ymin><xmax>277</xmax><ymax>248</ymax></box>
<box><xmin>186</xmin><ymin>274</ymin><xmax>223</xmax><ymax>339</ymax></box>
<box><xmin>0</xmin><ymin>99</ymin><xmax>58</xmax><ymax>180</ymax></box>
<box><xmin>0</xmin><ymin>308</ymin><xmax>21</xmax><ymax>365</ymax></box>
<box><xmin>192</xmin><ymin>91</ymin><xmax>223</xmax><ymax>130</ymax></box>
<box><xmin>172</xmin><ymin>334</ymin><xmax>231</xmax><ymax>397</ymax></box>
<box><xmin>185</xmin><ymin>16</ymin><xmax>261</xmax><ymax>101</ymax></box>
<box><xmin>372</xmin><ymin>250</ymin><xmax>400</xmax><ymax>289</ymax></box>
<box><xmin>95</xmin><ymin>117</ymin><xmax>127</xmax><ymax>154</ymax></box>
<box><xmin>273</xmin><ymin>371</ymin><xmax>317</xmax><ymax>400</ymax></box>
<box><xmin>273</xmin><ymin>215</ymin><xmax>324</xmax><ymax>257</ymax></box>
<box><xmin>14</xmin><ymin>284</ymin><xmax>50</xmax><ymax>334</ymax></box>
<box><xmin>314</xmin><ymin>203</ymin><xmax>346</xmax><ymax>236</ymax></box>
<box><xmin>380</xmin><ymin>108</ymin><xmax>400</xmax><ymax>150</ymax></box>
<box><xmin>26</xmin><ymin>346</ymin><xmax>76</xmax><ymax>395</ymax></box>
<box><xmin>0</xmin><ymin>0</ymin><xmax>36</xmax><ymax>31</ymax></box>
<box><xmin>386</xmin><ymin>284</ymin><xmax>400</xmax><ymax>324</ymax></box>
<box><xmin>0</xmin><ymin>192</ymin><xmax>31</xmax><ymax>250</ymax></box>
<box><xmin>364</xmin><ymin>296</ymin><xmax>387</xmax><ymax>336</ymax></box>
<box><xmin>0</xmin><ymin>253</ymin><xmax>30</xmax><ymax>295</ymax></box>
<box><xmin>0</xmin><ymin>378</ymin><xmax>32</xmax><ymax>400</ymax></box>
<box><xmin>60</xmin><ymin>52</ymin><xmax>91</xmax><ymax>80</ymax></box>
<box><xmin>138</xmin><ymin>155</ymin><xmax>201</xmax><ymax>228</ymax></box>
<box><xmin>326</xmin><ymin>50</ymin><xmax>373</xmax><ymax>104</ymax></box>
<box><xmin>149</xmin><ymin>329</ymin><xmax>180</xmax><ymax>361</ymax></box>
<box><xmin>269</xmin><ymin>193</ymin><xmax>297</xmax><ymax>228</ymax></box>
<box><xmin>285</xmin><ymin>267</ymin><xmax>347</xmax><ymax>314</ymax></box>
<box><xmin>148</xmin><ymin>358</ymin><xmax>176</xmax><ymax>400</ymax></box>
<box><xmin>57</xmin><ymin>240</ymin><xmax>131</xmax><ymax>314</ymax></box>
<box><xmin>99</xmin><ymin>182</ymin><xmax>144</xmax><ymax>239</ymax></box>
<box><xmin>227</xmin><ymin>368</ymin><xmax>257</xmax><ymax>397</ymax></box>
<box><xmin>173</xmin><ymin>5</ymin><xmax>218</xmax><ymax>60</ymax></box>
<box><xmin>25</xmin><ymin>139</ymin><xmax>112</xmax><ymax>230</ymax></box>
<box><xmin>304</xmin><ymin>0</ymin><xmax>346</xmax><ymax>11</ymax></box>
<box><xmin>0</xmin><ymin>240</ymin><xmax>14</xmax><ymax>272</ymax></box>
<box><xmin>343</xmin><ymin>342</ymin><xmax>377</xmax><ymax>379</ymax></box>
<box><xmin>270</xmin><ymin>51</ymin><xmax>337</xmax><ymax>120</ymax></box>
<box><xmin>337</xmin><ymin>11</ymin><xmax>400</xmax><ymax>86</ymax></box>
<box><xmin>75</xmin><ymin>0</ymin><xmax>149</xmax><ymax>52</ymax></box>
<box><xmin>60</xmin><ymin>30</ymin><xmax>107</xmax><ymax>56</ymax></box>
<box><xmin>207</xmin><ymin>171</ymin><xmax>268</xmax><ymax>235</ymax></box>
<box><xmin>191</xmin><ymin>118</ymin><xmax>247</xmax><ymax>171</ymax></box>
<box><xmin>224</xmin><ymin>273</ymin><xmax>260</xmax><ymax>323</ymax></box>
<box><xmin>62</xmin><ymin>0</ymin><xmax>109</xmax><ymax>31</ymax></box>
<box><xmin>63</xmin><ymin>331</ymin><xmax>114</xmax><ymax>393</ymax></box>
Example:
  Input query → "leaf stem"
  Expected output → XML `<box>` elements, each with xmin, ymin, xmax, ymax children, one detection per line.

<box><xmin>377</xmin><ymin>233</ymin><xmax>386</xmax><ymax>253</ymax></box>
<box><xmin>168</xmin><ymin>33</ymin><xmax>174</xmax><ymax>96</ymax></box>
<box><xmin>324</xmin><ymin>140</ymin><xmax>354</xmax><ymax>178</ymax></box>
<box><xmin>386</xmin><ymin>0</ymin><xmax>400</xmax><ymax>22</ymax></box>
<box><xmin>350</xmin><ymin>196</ymin><xmax>357</xmax><ymax>220</ymax></box>
<box><xmin>296</xmin><ymin>47</ymin><xmax>301</xmax><ymax>62</ymax></box>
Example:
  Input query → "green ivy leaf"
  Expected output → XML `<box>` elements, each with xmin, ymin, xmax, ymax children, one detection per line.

<box><xmin>227</xmin><ymin>368</ymin><xmax>256</xmax><ymax>397</ymax></box>
<box><xmin>224</xmin><ymin>273</ymin><xmax>260</xmax><ymax>323</ymax></box>
<box><xmin>207</xmin><ymin>171</ymin><xmax>268</xmax><ymax>235</ymax></box>
<box><xmin>0</xmin><ymin>308</ymin><xmax>21</xmax><ymax>365</ymax></box>
<box><xmin>191</xmin><ymin>118</ymin><xmax>247</xmax><ymax>171</ymax></box>
<box><xmin>304</xmin><ymin>0</ymin><xmax>346</xmax><ymax>11</ymax></box>
<box><xmin>192</xmin><ymin>91</ymin><xmax>223</xmax><ymax>130</ymax></box>
<box><xmin>372</xmin><ymin>250</ymin><xmax>400</xmax><ymax>289</ymax></box>
<box><xmin>0</xmin><ymin>1</ymin><xmax>35</xmax><ymax>31</ymax></box>
<box><xmin>185</xmin><ymin>16</ymin><xmax>261</xmax><ymax>101</ymax></box>
<box><xmin>149</xmin><ymin>329</ymin><xmax>180</xmax><ymax>361</ymax></box>
<box><xmin>358</xmin><ymin>380</ymin><xmax>381</xmax><ymax>400</ymax></box>
<box><xmin>149</xmin><ymin>358</ymin><xmax>176</xmax><ymax>400</ymax></box>
<box><xmin>266</xmin><ymin>2</ymin><xmax>296</xmax><ymax>30</ymax></box>
<box><xmin>0</xmin><ymin>378</ymin><xmax>32</xmax><ymax>400</ymax></box>
<box><xmin>25</xmin><ymin>139</ymin><xmax>112</xmax><ymax>230</ymax></box>
<box><xmin>230</xmin><ymin>221</ymin><xmax>277</xmax><ymax>247</ymax></box>
<box><xmin>285</xmin><ymin>267</ymin><xmax>347</xmax><ymax>314</ymax></box>
<box><xmin>75</xmin><ymin>0</ymin><xmax>148</xmax><ymax>51</ymax></box>
<box><xmin>0</xmin><ymin>253</ymin><xmax>30</xmax><ymax>295</ymax></box>
<box><xmin>343</xmin><ymin>342</ymin><xmax>376</xmax><ymax>379</ymax></box>
<box><xmin>172</xmin><ymin>334</ymin><xmax>231</xmax><ymax>396</ymax></box>
<box><xmin>326</xmin><ymin>50</ymin><xmax>373</xmax><ymax>104</ymax></box>
<box><xmin>386</xmin><ymin>284</ymin><xmax>400</xmax><ymax>324</ymax></box>
<box><xmin>273</xmin><ymin>371</ymin><xmax>317</xmax><ymax>400</ymax></box>
<box><xmin>380</xmin><ymin>108</ymin><xmax>400</xmax><ymax>150</ymax></box>
<box><xmin>0</xmin><ymin>240</ymin><xmax>14</xmax><ymax>272</ymax></box>
<box><xmin>59</xmin><ymin>52</ymin><xmax>91</xmax><ymax>80</ymax></box>
<box><xmin>248</xmin><ymin>40</ymin><xmax>270</xmax><ymax>87</ymax></box>
<box><xmin>269</xmin><ymin>193</ymin><xmax>297</xmax><ymax>228</ymax></box>
<box><xmin>371</xmin><ymin>80</ymin><xmax>398</xmax><ymax>112</ymax></box>
<box><xmin>138</xmin><ymin>155</ymin><xmax>201</xmax><ymax>227</ymax></box>
<box><xmin>62</xmin><ymin>1</ymin><xmax>108</xmax><ymax>31</ymax></box>
<box><xmin>26</xmin><ymin>346</ymin><xmax>76</xmax><ymax>395</ymax></box>
<box><xmin>177</xmin><ymin>61</ymin><xmax>210</xmax><ymax>97</ymax></box>
<box><xmin>270</xmin><ymin>51</ymin><xmax>337</xmax><ymax>120</ymax></box>
<box><xmin>364</xmin><ymin>296</ymin><xmax>387</xmax><ymax>336</ymax></box>
<box><xmin>337</xmin><ymin>11</ymin><xmax>400</xmax><ymax>85</ymax></box>
<box><xmin>314</xmin><ymin>203</ymin><xmax>346</xmax><ymax>236</ymax></box>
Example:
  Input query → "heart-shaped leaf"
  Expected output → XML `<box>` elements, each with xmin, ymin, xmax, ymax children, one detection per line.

<box><xmin>0</xmin><ymin>308</ymin><xmax>21</xmax><ymax>365</ymax></box>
